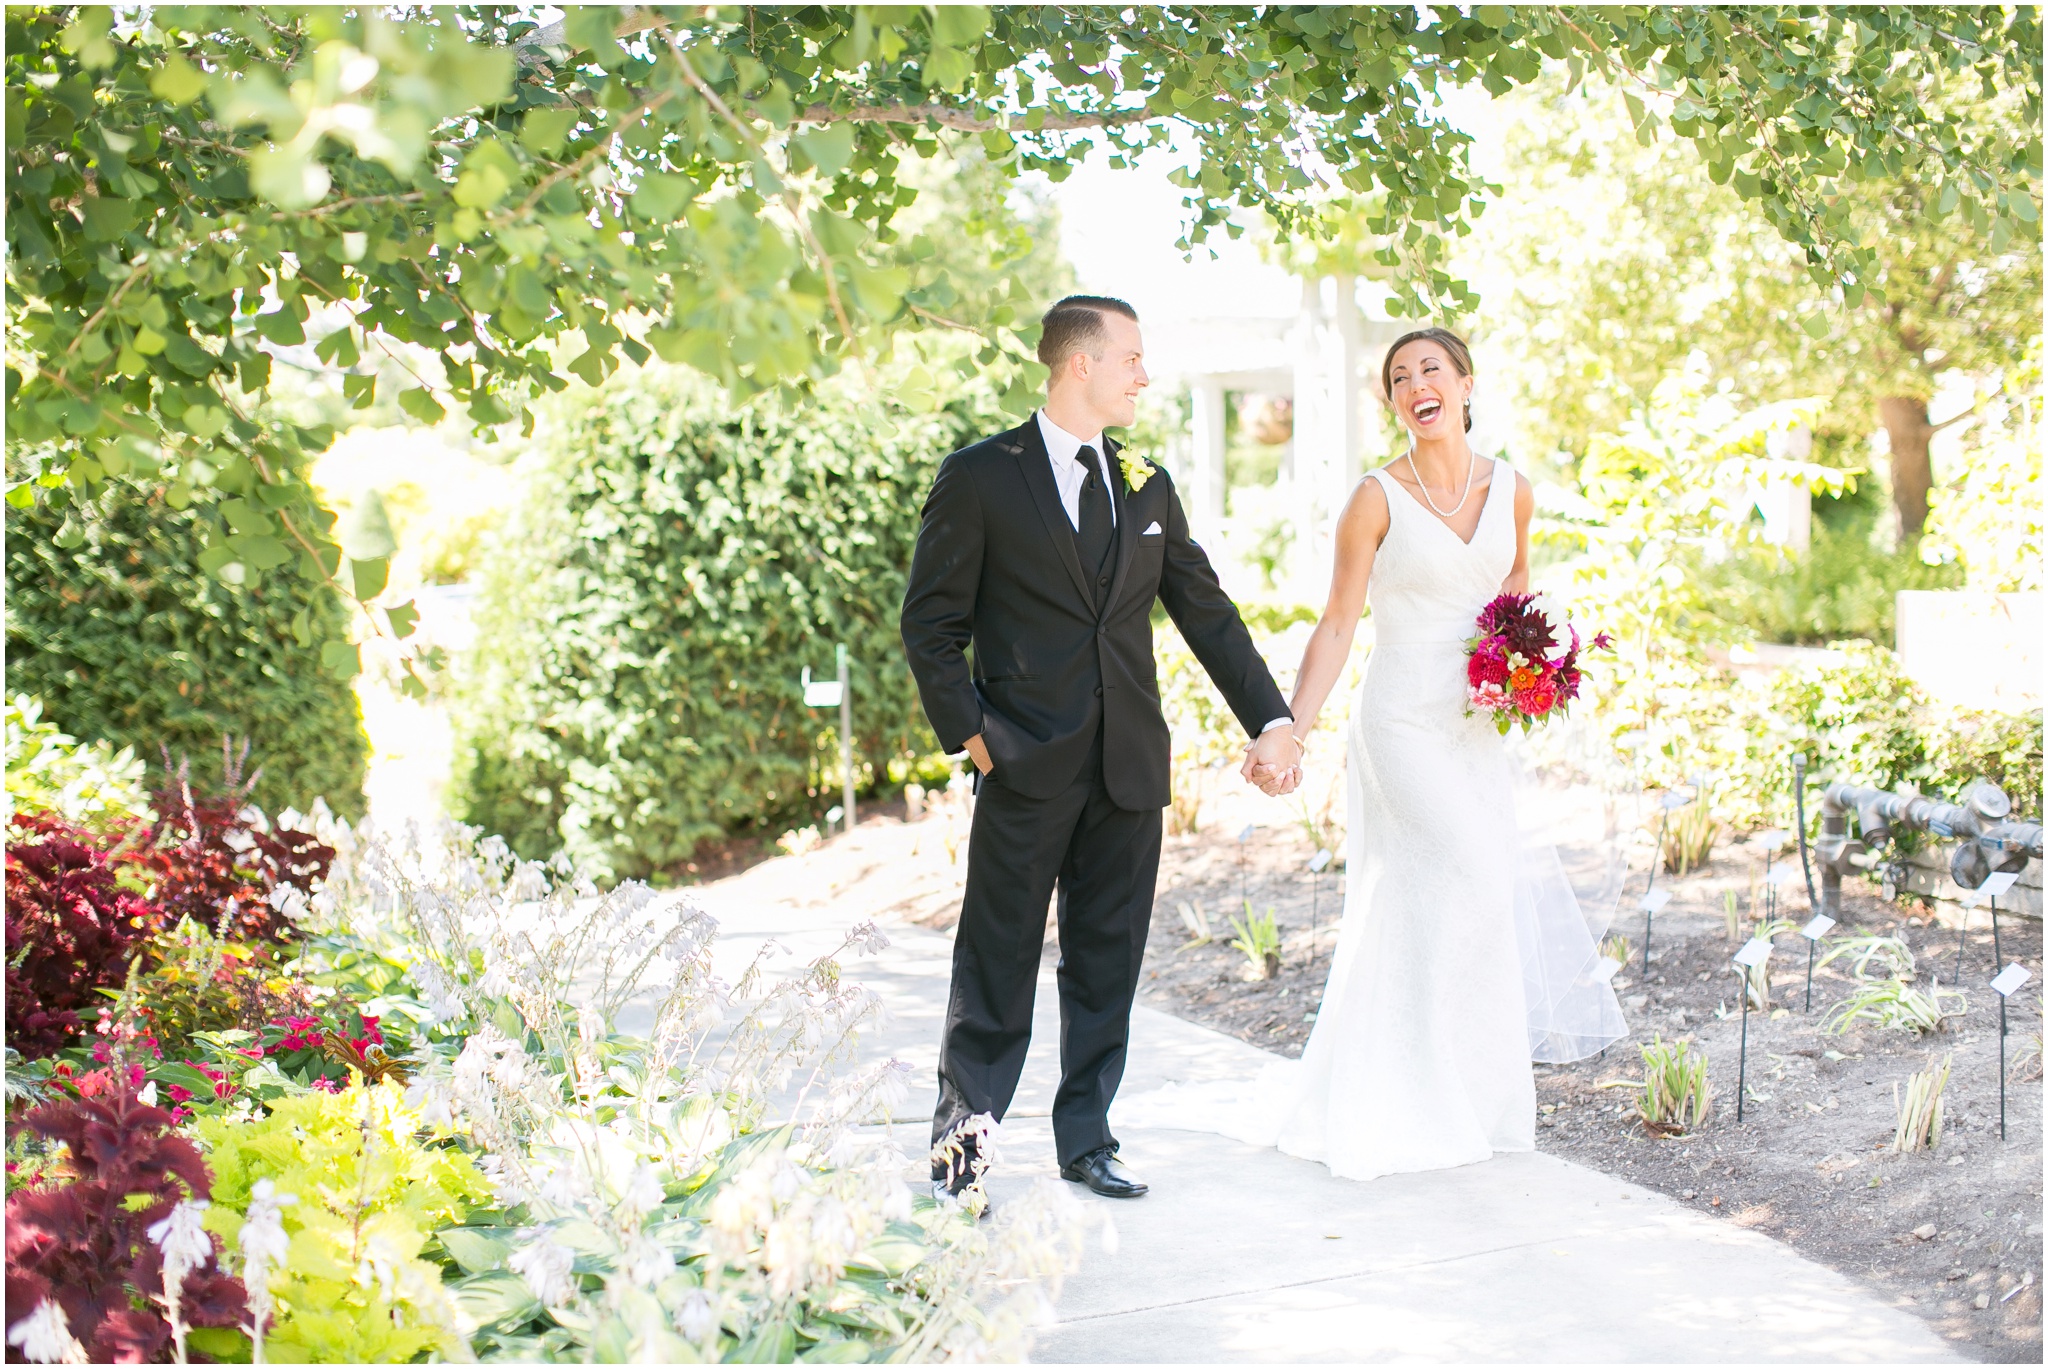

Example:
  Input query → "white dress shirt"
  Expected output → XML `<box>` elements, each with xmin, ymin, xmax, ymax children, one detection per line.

<box><xmin>1036</xmin><ymin>409</ymin><xmax>1116</xmax><ymax>530</ymax></box>
<box><xmin>1035</xmin><ymin>412</ymin><xmax>1290</xmax><ymax>739</ymax></box>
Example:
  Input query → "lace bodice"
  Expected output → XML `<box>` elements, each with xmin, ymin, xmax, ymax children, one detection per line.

<box><xmin>1364</xmin><ymin>457</ymin><xmax>1515</xmax><ymax>646</ymax></box>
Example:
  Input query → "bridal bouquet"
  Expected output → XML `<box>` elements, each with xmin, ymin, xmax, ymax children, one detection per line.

<box><xmin>1464</xmin><ymin>593</ymin><xmax>1611</xmax><ymax>734</ymax></box>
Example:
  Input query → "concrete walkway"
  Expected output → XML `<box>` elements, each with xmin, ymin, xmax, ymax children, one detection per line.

<box><xmin>687</xmin><ymin>820</ymin><xmax>1961</xmax><ymax>1363</ymax></box>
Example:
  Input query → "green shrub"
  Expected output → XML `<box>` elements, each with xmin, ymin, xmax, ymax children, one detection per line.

<box><xmin>1694</xmin><ymin>517</ymin><xmax>1964</xmax><ymax>647</ymax></box>
<box><xmin>1614</xmin><ymin>641</ymin><xmax>2043</xmax><ymax>833</ymax></box>
<box><xmin>5</xmin><ymin>480</ymin><xmax>367</xmax><ymax>818</ymax></box>
<box><xmin>450</xmin><ymin>365</ymin><xmax>1001</xmax><ymax>876</ymax></box>
<box><xmin>3</xmin><ymin>694</ymin><xmax>155</xmax><ymax>829</ymax></box>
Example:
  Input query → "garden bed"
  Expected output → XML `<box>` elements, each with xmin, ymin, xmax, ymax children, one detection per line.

<box><xmin>1128</xmin><ymin>808</ymin><xmax>2044</xmax><ymax>1364</ymax></box>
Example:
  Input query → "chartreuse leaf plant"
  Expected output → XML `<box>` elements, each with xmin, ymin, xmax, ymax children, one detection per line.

<box><xmin>192</xmin><ymin>1079</ymin><xmax>492</xmax><ymax>1363</ymax></box>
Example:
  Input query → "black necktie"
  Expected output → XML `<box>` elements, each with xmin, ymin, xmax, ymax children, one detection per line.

<box><xmin>1075</xmin><ymin>447</ymin><xmax>1114</xmax><ymax>593</ymax></box>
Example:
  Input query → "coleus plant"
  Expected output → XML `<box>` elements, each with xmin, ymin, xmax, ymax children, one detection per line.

<box><xmin>3</xmin><ymin>1087</ymin><xmax>247</xmax><ymax>1362</ymax></box>
<box><xmin>3</xmin><ymin>811</ymin><xmax>151</xmax><ymax>1060</ymax></box>
<box><xmin>136</xmin><ymin>760</ymin><xmax>335</xmax><ymax>945</ymax></box>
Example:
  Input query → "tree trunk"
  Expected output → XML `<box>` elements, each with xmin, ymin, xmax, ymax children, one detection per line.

<box><xmin>1878</xmin><ymin>395</ymin><xmax>1934</xmax><ymax>540</ymax></box>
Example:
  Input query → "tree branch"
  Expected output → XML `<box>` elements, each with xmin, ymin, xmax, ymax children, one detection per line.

<box><xmin>793</xmin><ymin>102</ymin><xmax>1148</xmax><ymax>133</ymax></box>
<box><xmin>667</xmin><ymin>41</ymin><xmax>857</xmax><ymax>349</ymax></box>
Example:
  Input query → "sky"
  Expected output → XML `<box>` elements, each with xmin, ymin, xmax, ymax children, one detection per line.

<box><xmin>1046</xmin><ymin>84</ymin><xmax>1514</xmax><ymax>330</ymax></box>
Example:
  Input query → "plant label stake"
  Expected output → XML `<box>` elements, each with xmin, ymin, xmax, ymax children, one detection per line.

<box><xmin>1758</xmin><ymin>829</ymin><xmax>1791</xmax><ymax>923</ymax></box>
<box><xmin>1307</xmin><ymin>847</ymin><xmax>1332</xmax><ymax>966</ymax></box>
<box><xmin>800</xmin><ymin>648</ymin><xmax>855</xmax><ymax>834</ymax></box>
<box><xmin>1640</xmin><ymin>788</ymin><xmax>1692</xmax><ymax>973</ymax></box>
<box><xmin>1990</xmin><ymin>961</ymin><xmax>2031</xmax><ymax>1140</ymax></box>
<box><xmin>1952</xmin><ymin>871</ymin><xmax>2017</xmax><ymax>987</ymax></box>
<box><xmin>1982</xmin><ymin>871</ymin><xmax>2020</xmax><ymax>985</ymax></box>
<box><xmin>1733</xmin><ymin>937</ymin><xmax>1772</xmax><ymax>1122</ymax></box>
<box><xmin>1238</xmin><ymin>822</ymin><xmax>1255</xmax><ymax>907</ymax></box>
<box><xmin>1799</xmin><ymin>913</ymin><xmax>1835</xmax><ymax>1013</ymax></box>
<box><xmin>1639</xmin><ymin>886</ymin><xmax>1672</xmax><ymax>974</ymax></box>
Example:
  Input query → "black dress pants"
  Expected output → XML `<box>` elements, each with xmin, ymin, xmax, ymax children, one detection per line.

<box><xmin>931</xmin><ymin>729</ymin><xmax>1163</xmax><ymax>1174</ymax></box>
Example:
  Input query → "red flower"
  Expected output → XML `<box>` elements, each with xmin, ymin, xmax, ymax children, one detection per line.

<box><xmin>1517</xmin><ymin>680</ymin><xmax>1560</xmax><ymax>716</ymax></box>
<box><xmin>1466</xmin><ymin>640</ymin><xmax>1510</xmax><ymax>688</ymax></box>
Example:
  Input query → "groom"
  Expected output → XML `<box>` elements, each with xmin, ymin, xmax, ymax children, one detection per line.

<box><xmin>901</xmin><ymin>295</ymin><xmax>1300</xmax><ymax>1202</ymax></box>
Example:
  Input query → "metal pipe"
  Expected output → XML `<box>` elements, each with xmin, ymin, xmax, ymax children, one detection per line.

<box><xmin>1793</xmin><ymin>755</ymin><xmax>1821</xmax><ymax>916</ymax></box>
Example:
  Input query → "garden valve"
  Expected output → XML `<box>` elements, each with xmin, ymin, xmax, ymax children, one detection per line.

<box><xmin>1817</xmin><ymin>779</ymin><xmax>2031</xmax><ymax>908</ymax></box>
<box><xmin>1951</xmin><ymin>819</ymin><xmax>2044</xmax><ymax>892</ymax></box>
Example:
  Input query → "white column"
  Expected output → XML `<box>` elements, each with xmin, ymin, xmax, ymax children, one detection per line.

<box><xmin>1290</xmin><ymin>278</ymin><xmax>1328</xmax><ymax>596</ymax></box>
<box><xmin>1189</xmin><ymin>376</ymin><xmax>1228</xmax><ymax>536</ymax></box>
<box><xmin>1755</xmin><ymin>426</ymin><xmax>1814</xmax><ymax>554</ymax></box>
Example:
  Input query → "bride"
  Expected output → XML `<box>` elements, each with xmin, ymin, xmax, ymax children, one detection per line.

<box><xmin>1192</xmin><ymin>326</ymin><xmax>1626</xmax><ymax>1182</ymax></box>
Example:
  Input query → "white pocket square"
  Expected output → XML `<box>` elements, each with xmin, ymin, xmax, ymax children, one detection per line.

<box><xmin>1142</xmin><ymin>521</ymin><xmax>1163</xmax><ymax>536</ymax></box>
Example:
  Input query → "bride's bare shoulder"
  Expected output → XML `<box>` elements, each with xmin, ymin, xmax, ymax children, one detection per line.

<box><xmin>1339</xmin><ymin>470</ymin><xmax>1392</xmax><ymax>540</ymax></box>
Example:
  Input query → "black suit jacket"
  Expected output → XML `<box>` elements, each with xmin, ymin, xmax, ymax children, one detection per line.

<box><xmin>901</xmin><ymin>417</ymin><xmax>1289</xmax><ymax>810</ymax></box>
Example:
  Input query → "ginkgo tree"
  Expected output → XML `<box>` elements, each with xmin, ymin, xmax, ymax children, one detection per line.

<box><xmin>6</xmin><ymin>5</ymin><xmax>2039</xmax><ymax>681</ymax></box>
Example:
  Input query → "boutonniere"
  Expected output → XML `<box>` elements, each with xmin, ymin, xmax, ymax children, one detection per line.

<box><xmin>1117</xmin><ymin>450</ymin><xmax>1156</xmax><ymax>492</ymax></box>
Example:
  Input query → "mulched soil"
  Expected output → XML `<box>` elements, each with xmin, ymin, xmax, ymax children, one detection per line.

<box><xmin>1129</xmin><ymin>810</ymin><xmax>2045</xmax><ymax>1364</ymax></box>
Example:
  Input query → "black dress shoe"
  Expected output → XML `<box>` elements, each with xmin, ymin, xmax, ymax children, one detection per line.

<box><xmin>930</xmin><ymin>1178</ymin><xmax>994</xmax><ymax>1217</ymax></box>
<box><xmin>1059</xmin><ymin>1146</ymin><xmax>1148</xmax><ymax>1198</ymax></box>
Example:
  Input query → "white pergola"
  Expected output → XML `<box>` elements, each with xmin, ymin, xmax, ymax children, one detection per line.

<box><xmin>1151</xmin><ymin>275</ymin><xmax>1409</xmax><ymax>596</ymax></box>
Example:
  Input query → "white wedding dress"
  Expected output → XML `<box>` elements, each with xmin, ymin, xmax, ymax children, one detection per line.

<box><xmin>1121</xmin><ymin>458</ymin><xmax>1627</xmax><ymax>1182</ymax></box>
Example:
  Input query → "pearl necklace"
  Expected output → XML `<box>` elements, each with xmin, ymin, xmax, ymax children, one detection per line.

<box><xmin>1405</xmin><ymin>448</ymin><xmax>1477</xmax><ymax>518</ymax></box>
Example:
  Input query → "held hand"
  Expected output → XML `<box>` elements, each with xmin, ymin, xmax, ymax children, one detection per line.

<box><xmin>963</xmin><ymin>733</ymin><xmax>994</xmax><ymax>776</ymax></box>
<box><xmin>1241</xmin><ymin>728</ymin><xmax>1304</xmax><ymax>796</ymax></box>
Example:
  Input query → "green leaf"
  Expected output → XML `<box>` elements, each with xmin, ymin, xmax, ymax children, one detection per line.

<box><xmin>1800</xmin><ymin>313</ymin><xmax>1830</xmax><ymax>339</ymax></box>
<box><xmin>632</xmin><ymin>171</ymin><xmax>697</xmax><ymax>221</ymax></box>
<box><xmin>255</xmin><ymin>310</ymin><xmax>305</xmax><ymax>346</ymax></box>
<box><xmin>150</xmin><ymin>55</ymin><xmax>208</xmax><ymax>106</ymax></box>
<box><xmin>930</xmin><ymin>6</ymin><xmax>992</xmax><ymax>45</ymax></box>
<box><xmin>227</xmin><ymin>534</ymin><xmax>291</xmax><ymax>572</ymax></box>
<box><xmin>349</xmin><ymin>556</ymin><xmax>389</xmax><ymax>601</ymax></box>
<box><xmin>435</xmin><ymin>1227</ymin><xmax>511</xmax><ymax>1275</ymax></box>
<box><xmin>320</xmin><ymin>639</ymin><xmax>361</xmax><ymax>679</ymax></box>
<box><xmin>923</xmin><ymin>46</ymin><xmax>974</xmax><ymax>92</ymax></box>
<box><xmin>521</xmin><ymin>107</ymin><xmax>578</xmax><ymax>157</ymax></box>
<box><xmin>81</xmin><ymin>196</ymin><xmax>136</xmax><ymax>242</ymax></box>
<box><xmin>248</xmin><ymin>146</ymin><xmax>331</xmax><ymax>210</ymax></box>
<box><xmin>385</xmin><ymin>600</ymin><xmax>420</xmax><ymax>639</ymax></box>
<box><xmin>794</xmin><ymin>125</ymin><xmax>857</xmax><ymax>179</ymax></box>
<box><xmin>314</xmin><ymin>328</ymin><xmax>361</xmax><ymax>368</ymax></box>
<box><xmin>338</xmin><ymin>490</ymin><xmax>398</xmax><ymax>560</ymax></box>
<box><xmin>398</xmin><ymin>387</ymin><xmax>447</xmax><ymax>425</ymax></box>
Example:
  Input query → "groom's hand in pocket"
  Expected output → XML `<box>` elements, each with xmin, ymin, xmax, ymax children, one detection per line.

<box><xmin>963</xmin><ymin>733</ymin><xmax>994</xmax><ymax>776</ymax></box>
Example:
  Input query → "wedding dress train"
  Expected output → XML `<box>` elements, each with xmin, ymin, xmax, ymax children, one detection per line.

<box><xmin>1119</xmin><ymin>459</ymin><xmax>1627</xmax><ymax>1182</ymax></box>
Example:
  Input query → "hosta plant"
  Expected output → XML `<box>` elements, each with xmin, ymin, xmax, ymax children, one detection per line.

<box><xmin>309</xmin><ymin>814</ymin><xmax>1092</xmax><ymax>1361</ymax></box>
<box><xmin>3</xmin><ymin>1087</ymin><xmax>246</xmax><ymax>1363</ymax></box>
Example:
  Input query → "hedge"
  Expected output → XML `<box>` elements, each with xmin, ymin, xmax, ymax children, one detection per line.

<box><xmin>6</xmin><ymin>480</ymin><xmax>368</xmax><ymax>818</ymax></box>
<box><xmin>449</xmin><ymin>365</ymin><xmax>1000</xmax><ymax>877</ymax></box>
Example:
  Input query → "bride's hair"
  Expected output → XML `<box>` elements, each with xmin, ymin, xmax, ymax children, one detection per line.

<box><xmin>1381</xmin><ymin>328</ymin><xmax>1475</xmax><ymax>433</ymax></box>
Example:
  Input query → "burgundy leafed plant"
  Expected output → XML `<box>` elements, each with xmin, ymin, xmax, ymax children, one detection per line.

<box><xmin>4</xmin><ymin>812</ymin><xmax>151</xmax><ymax>1060</ymax></box>
<box><xmin>137</xmin><ymin>750</ymin><xmax>334</xmax><ymax>945</ymax></box>
<box><xmin>4</xmin><ymin>1088</ymin><xmax>246</xmax><ymax>1363</ymax></box>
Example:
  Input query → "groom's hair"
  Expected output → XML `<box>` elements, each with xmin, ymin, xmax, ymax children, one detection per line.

<box><xmin>1038</xmin><ymin>295</ymin><xmax>1139</xmax><ymax>375</ymax></box>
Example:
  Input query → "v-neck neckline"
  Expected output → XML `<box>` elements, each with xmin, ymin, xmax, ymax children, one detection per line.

<box><xmin>1387</xmin><ymin>455</ymin><xmax>1499</xmax><ymax>548</ymax></box>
